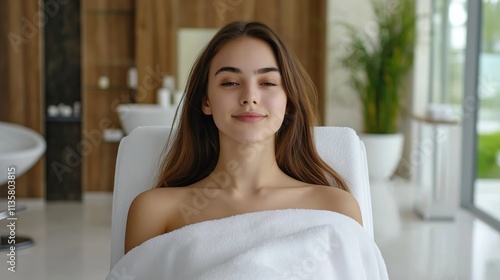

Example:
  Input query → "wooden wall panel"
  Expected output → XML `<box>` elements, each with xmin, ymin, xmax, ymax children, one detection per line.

<box><xmin>82</xmin><ymin>90</ymin><xmax>127</xmax><ymax>191</ymax></box>
<box><xmin>253</xmin><ymin>0</ymin><xmax>278</xmax><ymax>27</ymax></box>
<box><xmin>82</xmin><ymin>1</ymin><xmax>135</xmax><ymax>192</ymax></box>
<box><xmin>85</xmin><ymin>0</ymin><xmax>134</xmax><ymax>10</ymax></box>
<box><xmin>0</xmin><ymin>0</ymin><xmax>45</xmax><ymax>198</ymax></box>
<box><xmin>135</xmin><ymin>1</ymin><xmax>155</xmax><ymax>104</ymax></box>
<box><xmin>0</xmin><ymin>4</ymin><xmax>7</xmax><ymax>121</ymax></box>
<box><xmin>84</xmin><ymin>14</ymin><xmax>135</xmax><ymax>86</ymax></box>
<box><xmin>135</xmin><ymin>0</ymin><xmax>326</xmax><ymax>123</ymax></box>
<box><xmin>308</xmin><ymin>0</ymin><xmax>327</xmax><ymax>120</ymax></box>
<box><xmin>135</xmin><ymin>0</ymin><xmax>176</xmax><ymax>103</ymax></box>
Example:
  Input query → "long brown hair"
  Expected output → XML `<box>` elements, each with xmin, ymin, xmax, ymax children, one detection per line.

<box><xmin>155</xmin><ymin>21</ymin><xmax>349</xmax><ymax>192</ymax></box>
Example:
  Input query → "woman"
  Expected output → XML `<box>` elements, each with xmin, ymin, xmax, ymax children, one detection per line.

<box><xmin>113</xmin><ymin>21</ymin><xmax>387</xmax><ymax>280</ymax></box>
<box><xmin>126</xmin><ymin>20</ymin><xmax>362</xmax><ymax>252</ymax></box>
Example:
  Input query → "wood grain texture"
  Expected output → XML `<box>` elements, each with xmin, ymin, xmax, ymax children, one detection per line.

<box><xmin>135</xmin><ymin>0</ymin><xmax>176</xmax><ymax>103</ymax></box>
<box><xmin>85</xmin><ymin>0</ymin><xmax>134</xmax><ymax>10</ymax></box>
<box><xmin>135</xmin><ymin>0</ymin><xmax>326</xmax><ymax>123</ymax></box>
<box><xmin>82</xmin><ymin>0</ymin><xmax>135</xmax><ymax>192</ymax></box>
<box><xmin>0</xmin><ymin>0</ymin><xmax>45</xmax><ymax>198</ymax></box>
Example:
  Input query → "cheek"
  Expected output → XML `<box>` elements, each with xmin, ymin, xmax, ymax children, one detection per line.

<box><xmin>210</xmin><ymin>95</ymin><xmax>233</xmax><ymax>111</ymax></box>
<box><xmin>266</xmin><ymin>93</ymin><xmax>288</xmax><ymax>130</ymax></box>
<box><xmin>206</xmin><ymin>85</ymin><xmax>224</xmax><ymax>111</ymax></box>
<box><xmin>207</xmin><ymin>94</ymin><xmax>235</xmax><ymax>124</ymax></box>
<box><xmin>269</xmin><ymin>93</ymin><xmax>288</xmax><ymax>116</ymax></box>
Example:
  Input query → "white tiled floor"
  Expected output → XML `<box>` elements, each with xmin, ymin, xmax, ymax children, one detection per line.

<box><xmin>372</xmin><ymin>181</ymin><xmax>500</xmax><ymax>280</ymax></box>
<box><xmin>0</xmin><ymin>183</ymin><xmax>499</xmax><ymax>280</ymax></box>
<box><xmin>475</xmin><ymin>179</ymin><xmax>500</xmax><ymax>222</ymax></box>
<box><xmin>0</xmin><ymin>194</ymin><xmax>113</xmax><ymax>280</ymax></box>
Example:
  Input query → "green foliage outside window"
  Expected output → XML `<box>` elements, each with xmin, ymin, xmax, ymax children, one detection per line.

<box><xmin>477</xmin><ymin>131</ymin><xmax>500</xmax><ymax>178</ymax></box>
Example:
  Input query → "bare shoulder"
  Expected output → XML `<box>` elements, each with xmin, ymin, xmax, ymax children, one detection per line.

<box><xmin>124</xmin><ymin>187</ymin><xmax>187</xmax><ymax>254</ymax></box>
<box><xmin>310</xmin><ymin>185</ymin><xmax>363</xmax><ymax>226</ymax></box>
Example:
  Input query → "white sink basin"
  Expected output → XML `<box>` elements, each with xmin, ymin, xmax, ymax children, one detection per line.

<box><xmin>116</xmin><ymin>104</ymin><xmax>178</xmax><ymax>135</ymax></box>
<box><xmin>0</xmin><ymin>122</ymin><xmax>46</xmax><ymax>185</ymax></box>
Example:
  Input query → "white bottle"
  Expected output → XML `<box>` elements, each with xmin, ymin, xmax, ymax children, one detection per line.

<box><xmin>73</xmin><ymin>101</ymin><xmax>81</xmax><ymax>117</ymax></box>
<box><xmin>127</xmin><ymin>67</ymin><xmax>138</xmax><ymax>89</ymax></box>
<box><xmin>47</xmin><ymin>105</ymin><xmax>59</xmax><ymax>117</ymax></box>
<box><xmin>98</xmin><ymin>76</ymin><xmax>110</xmax><ymax>89</ymax></box>
<box><xmin>157</xmin><ymin>76</ymin><xmax>175</xmax><ymax>108</ymax></box>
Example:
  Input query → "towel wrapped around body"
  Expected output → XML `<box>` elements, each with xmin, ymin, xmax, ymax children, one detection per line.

<box><xmin>106</xmin><ymin>209</ymin><xmax>388</xmax><ymax>280</ymax></box>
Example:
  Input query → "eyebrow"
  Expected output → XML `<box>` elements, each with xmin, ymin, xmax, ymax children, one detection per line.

<box><xmin>214</xmin><ymin>66</ymin><xmax>280</xmax><ymax>76</ymax></box>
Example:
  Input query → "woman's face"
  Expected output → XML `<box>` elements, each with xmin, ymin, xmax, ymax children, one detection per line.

<box><xmin>203</xmin><ymin>37</ymin><xmax>287</xmax><ymax>144</ymax></box>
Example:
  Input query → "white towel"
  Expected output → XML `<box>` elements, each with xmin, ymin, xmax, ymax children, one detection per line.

<box><xmin>106</xmin><ymin>209</ymin><xmax>388</xmax><ymax>280</ymax></box>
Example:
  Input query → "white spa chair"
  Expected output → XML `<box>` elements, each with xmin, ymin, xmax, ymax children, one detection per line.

<box><xmin>109</xmin><ymin>126</ymin><xmax>373</xmax><ymax>269</ymax></box>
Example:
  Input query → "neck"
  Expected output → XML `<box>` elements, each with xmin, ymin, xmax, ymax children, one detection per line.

<box><xmin>210</xmin><ymin>134</ymin><xmax>286</xmax><ymax>193</ymax></box>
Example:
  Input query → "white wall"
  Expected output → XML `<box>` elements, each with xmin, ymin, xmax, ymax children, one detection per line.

<box><xmin>325</xmin><ymin>0</ymin><xmax>373</xmax><ymax>130</ymax></box>
<box><xmin>406</xmin><ymin>0</ymin><xmax>433</xmax><ymax>181</ymax></box>
<box><xmin>412</xmin><ymin>0</ymin><xmax>432</xmax><ymax>115</ymax></box>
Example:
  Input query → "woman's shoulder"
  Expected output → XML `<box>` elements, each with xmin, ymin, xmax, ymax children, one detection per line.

<box><xmin>131</xmin><ymin>186</ymin><xmax>181</xmax><ymax>205</ymax></box>
<box><xmin>134</xmin><ymin>186</ymin><xmax>189</xmax><ymax>199</ymax></box>
<box><xmin>307</xmin><ymin>185</ymin><xmax>363</xmax><ymax>226</ymax></box>
<box><xmin>125</xmin><ymin>186</ymin><xmax>192</xmax><ymax>253</ymax></box>
<box><xmin>129</xmin><ymin>186</ymin><xmax>197</xmax><ymax>216</ymax></box>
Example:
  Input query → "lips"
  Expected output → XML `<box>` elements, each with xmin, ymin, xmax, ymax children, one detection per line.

<box><xmin>232</xmin><ymin>112</ymin><xmax>266</xmax><ymax>123</ymax></box>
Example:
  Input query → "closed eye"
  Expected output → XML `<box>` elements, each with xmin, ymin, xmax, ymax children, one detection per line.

<box><xmin>221</xmin><ymin>82</ymin><xmax>239</xmax><ymax>86</ymax></box>
<box><xmin>260</xmin><ymin>82</ymin><xmax>277</xmax><ymax>86</ymax></box>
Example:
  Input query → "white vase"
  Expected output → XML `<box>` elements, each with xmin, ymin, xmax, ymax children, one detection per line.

<box><xmin>359</xmin><ymin>133</ymin><xmax>404</xmax><ymax>181</ymax></box>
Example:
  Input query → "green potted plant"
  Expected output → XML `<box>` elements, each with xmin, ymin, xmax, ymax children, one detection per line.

<box><xmin>339</xmin><ymin>0</ymin><xmax>416</xmax><ymax>180</ymax></box>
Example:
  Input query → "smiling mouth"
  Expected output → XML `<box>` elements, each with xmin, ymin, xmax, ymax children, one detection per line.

<box><xmin>232</xmin><ymin>112</ymin><xmax>266</xmax><ymax>123</ymax></box>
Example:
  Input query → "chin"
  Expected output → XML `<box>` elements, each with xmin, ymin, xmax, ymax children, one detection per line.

<box><xmin>234</xmin><ymin>135</ymin><xmax>271</xmax><ymax>145</ymax></box>
<box><xmin>224</xmin><ymin>129</ymin><xmax>276</xmax><ymax>145</ymax></box>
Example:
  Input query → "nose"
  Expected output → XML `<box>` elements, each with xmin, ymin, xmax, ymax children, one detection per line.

<box><xmin>241</xmin><ymin>99</ymin><xmax>257</xmax><ymax>105</ymax></box>
<box><xmin>240</xmin><ymin>84</ymin><xmax>258</xmax><ymax>105</ymax></box>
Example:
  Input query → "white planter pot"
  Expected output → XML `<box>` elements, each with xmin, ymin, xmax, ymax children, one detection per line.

<box><xmin>359</xmin><ymin>133</ymin><xmax>404</xmax><ymax>181</ymax></box>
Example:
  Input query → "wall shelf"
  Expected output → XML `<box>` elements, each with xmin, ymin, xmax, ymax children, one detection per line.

<box><xmin>85</xmin><ymin>9</ymin><xmax>134</xmax><ymax>15</ymax></box>
<box><xmin>46</xmin><ymin>116</ymin><xmax>82</xmax><ymax>123</ymax></box>
<box><xmin>85</xmin><ymin>85</ymin><xmax>136</xmax><ymax>91</ymax></box>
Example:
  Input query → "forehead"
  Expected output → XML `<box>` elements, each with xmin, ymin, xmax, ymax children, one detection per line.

<box><xmin>210</xmin><ymin>37</ymin><xmax>279</xmax><ymax>73</ymax></box>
